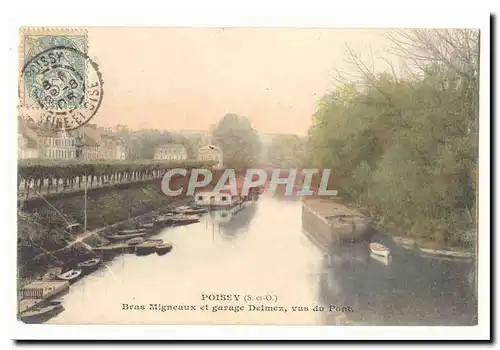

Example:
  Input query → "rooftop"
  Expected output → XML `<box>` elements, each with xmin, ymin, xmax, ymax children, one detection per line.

<box><xmin>156</xmin><ymin>143</ymin><xmax>186</xmax><ymax>151</ymax></box>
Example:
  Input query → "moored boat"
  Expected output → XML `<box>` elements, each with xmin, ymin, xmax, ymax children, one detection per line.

<box><xmin>20</xmin><ymin>301</ymin><xmax>64</xmax><ymax>324</ymax></box>
<box><xmin>370</xmin><ymin>252</ymin><xmax>392</xmax><ymax>265</ymax></box>
<box><xmin>107</xmin><ymin>231</ymin><xmax>148</xmax><ymax>241</ymax></box>
<box><xmin>56</xmin><ymin>269</ymin><xmax>82</xmax><ymax>282</ymax></box>
<box><xmin>76</xmin><ymin>258</ymin><xmax>101</xmax><ymax>271</ymax></box>
<box><xmin>171</xmin><ymin>214</ymin><xmax>200</xmax><ymax>225</ymax></box>
<box><xmin>393</xmin><ymin>237</ymin><xmax>416</xmax><ymax>249</ymax></box>
<box><xmin>154</xmin><ymin>214</ymin><xmax>174</xmax><ymax>226</ymax></box>
<box><xmin>174</xmin><ymin>206</ymin><xmax>208</xmax><ymax>215</ymax></box>
<box><xmin>139</xmin><ymin>222</ymin><xmax>155</xmax><ymax>229</ymax></box>
<box><xmin>369</xmin><ymin>242</ymin><xmax>391</xmax><ymax>258</ymax></box>
<box><xmin>156</xmin><ymin>242</ymin><xmax>173</xmax><ymax>255</ymax></box>
<box><xmin>135</xmin><ymin>240</ymin><xmax>160</xmax><ymax>256</ymax></box>
<box><xmin>42</xmin><ymin>267</ymin><xmax>63</xmax><ymax>281</ymax></box>
<box><xmin>173</xmin><ymin>205</ymin><xmax>192</xmax><ymax>213</ymax></box>
<box><xmin>118</xmin><ymin>228</ymin><xmax>147</xmax><ymax>235</ymax></box>
<box><xmin>127</xmin><ymin>237</ymin><xmax>145</xmax><ymax>246</ymax></box>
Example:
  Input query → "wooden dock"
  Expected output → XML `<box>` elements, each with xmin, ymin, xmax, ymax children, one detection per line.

<box><xmin>19</xmin><ymin>280</ymin><xmax>70</xmax><ymax>313</ymax></box>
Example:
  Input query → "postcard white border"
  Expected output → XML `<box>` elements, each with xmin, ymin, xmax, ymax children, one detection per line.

<box><xmin>2</xmin><ymin>0</ymin><xmax>492</xmax><ymax>342</ymax></box>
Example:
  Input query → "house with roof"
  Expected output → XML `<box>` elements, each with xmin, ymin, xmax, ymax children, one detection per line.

<box><xmin>154</xmin><ymin>144</ymin><xmax>187</xmax><ymax>161</ymax></box>
<box><xmin>18</xmin><ymin>118</ymin><xmax>78</xmax><ymax>160</ymax></box>
<box><xmin>38</xmin><ymin>130</ymin><xmax>77</xmax><ymax>160</ymax></box>
<box><xmin>193</xmin><ymin>190</ymin><xmax>241</xmax><ymax>208</ymax></box>
<box><xmin>196</xmin><ymin>145</ymin><xmax>223</xmax><ymax>167</ymax></box>
<box><xmin>99</xmin><ymin>132</ymin><xmax>127</xmax><ymax>160</ymax></box>
<box><xmin>73</xmin><ymin>124</ymin><xmax>102</xmax><ymax>161</ymax></box>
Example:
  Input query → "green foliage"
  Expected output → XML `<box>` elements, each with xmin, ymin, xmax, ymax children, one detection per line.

<box><xmin>267</xmin><ymin>134</ymin><xmax>307</xmax><ymax>168</ymax></box>
<box><xmin>306</xmin><ymin>29</ymin><xmax>478</xmax><ymax>246</ymax></box>
<box><xmin>17</xmin><ymin>160</ymin><xmax>215</xmax><ymax>181</ymax></box>
<box><xmin>211</xmin><ymin>113</ymin><xmax>262</xmax><ymax>167</ymax></box>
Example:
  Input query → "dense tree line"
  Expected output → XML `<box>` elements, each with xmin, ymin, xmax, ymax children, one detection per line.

<box><xmin>306</xmin><ymin>29</ymin><xmax>479</xmax><ymax>246</ymax></box>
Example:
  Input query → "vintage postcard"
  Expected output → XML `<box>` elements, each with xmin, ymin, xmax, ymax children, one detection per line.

<box><xmin>12</xmin><ymin>21</ymin><xmax>489</xmax><ymax>340</ymax></box>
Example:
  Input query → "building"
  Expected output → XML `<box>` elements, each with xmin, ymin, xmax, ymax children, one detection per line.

<box><xmin>18</xmin><ymin>118</ymin><xmax>39</xmax><ymax>160</ymax></box>
<box><xmin>73</xmin><ymin>124</ymin><xmax>101</xmax><ymax>161</ymax></box>
<box><xmin>116</xmin><ymin>140</ymin><xmax>126</xmax><ymax>160</ymax></box>
<box><xmin>18</xmin><ymin>133</ymin><xmax>39</xmax><ymax>159</ymax></box>
<box><xmin>197</xmin><ymin>145</ymin><xmax>222</xmax><ymax>166</ymax></box>
<box><xmin>36</xmin><ymin>130</ymin><xmax>77</xmax><ymax>160</ymax></box>
<box><xmin>154</xmin><ymin>144</ymin><xmax>187</xmax><ymax>161</ymax></box>
<box><xmin>18</xmin><ymin>117</ymin><xmax>79</xmax><ymax>160</ymax></box>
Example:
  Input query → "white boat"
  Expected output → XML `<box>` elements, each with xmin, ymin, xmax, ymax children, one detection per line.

<box><xmin>370</xmin><ymin>252</ymin><xmax>392</xmax><ymax>265</ymax></box>
<box><xmin>369</xmin><ymin>242</ymin><xmax>391</xmax><ymax>257</ymax></box>
<box><xmin>76</xmin><ymin>258</ymin><xmax>101</xmax><ymax>271</ymax></box>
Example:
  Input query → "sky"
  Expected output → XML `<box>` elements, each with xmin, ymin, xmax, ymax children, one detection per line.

<box><xmin>87</xmin><ymin>28</ymin><xmax>396</xmax><ymax>135</ymax></box>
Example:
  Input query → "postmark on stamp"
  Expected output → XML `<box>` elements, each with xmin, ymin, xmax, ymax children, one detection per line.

<box><xmin>19</xmin><ymin>28</ymin><xmax>103</xmax><ymax>131</ymax></box>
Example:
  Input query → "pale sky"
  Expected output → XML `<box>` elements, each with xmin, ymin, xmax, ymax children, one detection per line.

<box><xmin>88</xmin><ymin>28</ymin><xmax>395</xmax><ymax>135</ymax></box>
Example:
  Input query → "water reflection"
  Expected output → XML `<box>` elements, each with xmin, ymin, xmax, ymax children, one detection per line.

<box><xmin>303</xmin><ymin>214</ymin><xmax>478</xmax><ymax>326</ymax></box>
<box><xmin>211</xmin><ymin>201</ymin><xmax>258</xmax><ymax>240</ymax></box>
<box><xmin>44</xmin><ymin>195</ymin><xmax>476</xmax><ymax>326</ymax></box>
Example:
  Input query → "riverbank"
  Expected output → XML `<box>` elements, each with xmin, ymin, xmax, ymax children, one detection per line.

<box><xmin>17</xmin><ymin>183</ymin><xmax>190</xmax><ymax>280</ymax></box>
<box><xmin>301</xmin><ymin>197</ymin><xmax>475</xmax><ymax>259</ymax></box>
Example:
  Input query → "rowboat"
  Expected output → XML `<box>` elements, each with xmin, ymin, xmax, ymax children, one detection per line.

<box><xmin>173</xmin><ymin>206</ymin><xmax>192</xmax><ymax>213</ymax></box>
<box><xmin>370</xmin><ymin>252</ymin><xmax>392</xmax><ymax>265</ymax></box>
<box><xmin>20</xmin><ymin>301</ymin><xmax>64</xmax><ymax>324</ymax></box>
<box><xmin>107</xmin><ymin>232</ymin><xmax>148</xmax><ymax>241</ymax></box>
<box><xmin>176</xmin><ymin>207</ymin><xmax>208</xmax><ymax>215</ymax></box>
<box><xmin>76</xmin><ymin>258</ymin><xmax>101</xmax><ymax>271</ymax></box>
<box><xmin>139</xmin><ymin>222</ymin><xmax>155</xmax><ymax>229</ymax></box>
<box><xmin>56</xmin><ymin>269</ymin><xmax>82</xmax><ymax>282</ymax></box>
<box><xmin>118</xmin><ymin>228</ymin><xmax>147</xmax><ymax>235</ymax></box>
<box><xmin>154</xmin><ymin>215</ymin><xmax>174</xmax><ymax>226</ymax></box>
<box><xmin>135</xmin><ymin>241</ymin><xmax>160</xmax><ymax>256</ymax></box>
<box><xmin>127</xmin><ymin>237</ymin><xmax>145</xmax><ymax>246</ymax></box>
<box><xmin>156</xmin><ymin>242</ymin><xmax>173</xmax><ymax>255</ymax></box>
<box><xmin>393</xmin><ymin>237</ymin><xmax>416</xmax><ymax>249</ymax></box>
<box><xmin>171</xmin><ymin>215</ymin><xmax>200</xmax><ymax>225</ymax></box>
<box><xmin>369</xmin><ymin>243</ymin><xmax>391</xmax><ymax>257</ymax></box>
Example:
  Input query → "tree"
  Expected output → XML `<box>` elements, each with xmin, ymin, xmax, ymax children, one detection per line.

<box><xmin>306</xmin><ymin>29</ymin><xmax>479</xmax><ymax>246</ymax></box>
<box><xmin>211</xmin><ymin>113</ymin><xmax>261</xmax><ymax>167</ymax></box>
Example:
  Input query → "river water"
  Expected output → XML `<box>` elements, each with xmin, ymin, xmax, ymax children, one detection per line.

<box><xmin>48</xmin><ymin>195</ymin><xmax>477</xmax><ymax>325</ymax></box>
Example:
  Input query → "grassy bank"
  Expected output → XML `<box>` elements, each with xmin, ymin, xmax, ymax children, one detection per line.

<box><xmin>17</xmin><ymin>183</ymin><xmax>187</xmax><ymax>278</ymax></box>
